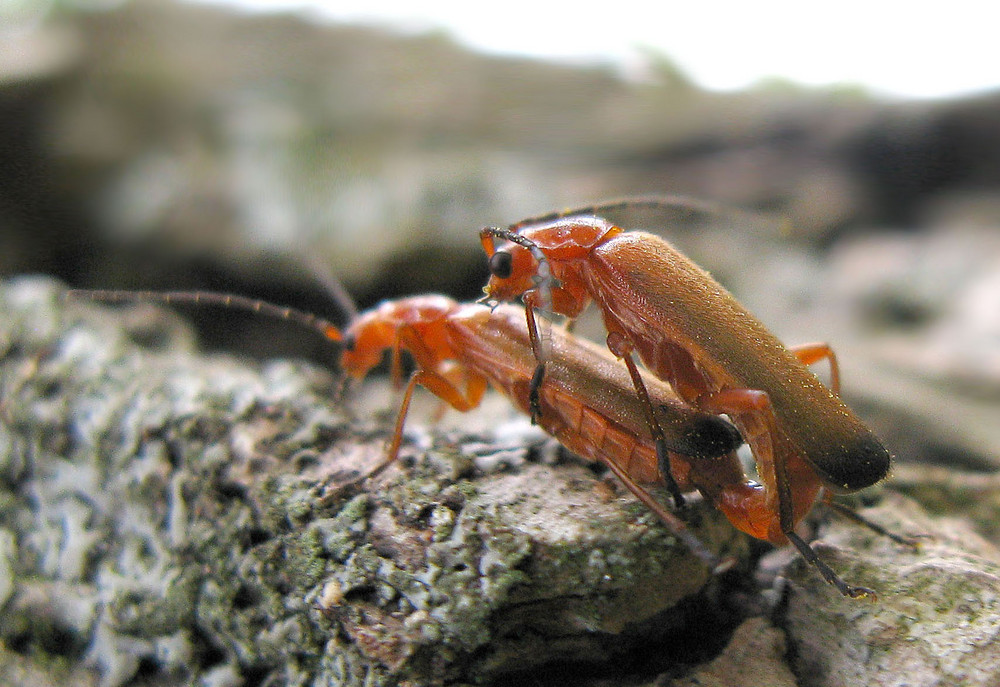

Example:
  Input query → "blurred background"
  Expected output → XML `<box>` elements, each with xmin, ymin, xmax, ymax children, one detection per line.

<box><xmin>3</xmin><ymin>0</ymin><xmax>1000</xmax><ymax>468</ymax></box>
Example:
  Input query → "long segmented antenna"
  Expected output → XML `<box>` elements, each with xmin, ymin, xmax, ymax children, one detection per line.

<box><xmin>300</xmin><ymin>253</ymin><xmax>359</xmax><ymax>324</ymax></box>
<box><xmin>507</xmin><ymin>195</ymin><xmax>726</xmax><ymax>232</ymax></box>
<box><xmin>64</xmin><ymin>289</ymin><xmax>344</xmax><ymax>343</ymax></box>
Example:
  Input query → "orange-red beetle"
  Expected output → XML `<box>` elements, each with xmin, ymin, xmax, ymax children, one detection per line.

<box><xmin>480</xmin><ymin>203</ymin><xmax>893</xmax><ymax>598</ymax></box>
<box><xmin>67</xmin><ymin>289</ymin><xmax>744</xmax><ymax>568</ymax></box>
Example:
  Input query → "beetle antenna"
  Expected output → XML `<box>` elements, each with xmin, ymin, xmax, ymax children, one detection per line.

<box><xmin>64</xmin><ymin>289</ymin><xmax>344</xmax><ymax>344</ymax></box>
<box><xmin>510</xmin><ymin>195</ymin><xmax>787</xmax><ymax>243</ymax></box>
<box><xmin>508</xmin><ymin>195</ymin><xmax>722</xmax><ymax>232</ymax></box>
<box><xmin>298</xmin><ymin>252</ymin><xmax>359</xmax><ymax>324</ymax></box>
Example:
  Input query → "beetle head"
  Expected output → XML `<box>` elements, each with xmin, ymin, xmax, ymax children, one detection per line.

<box><xmin>479</xmin><ymin>227</ymin><xmax>547</xmax><ymax>304</ymax></box>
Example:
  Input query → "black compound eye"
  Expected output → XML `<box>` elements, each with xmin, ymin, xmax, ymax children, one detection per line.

<box><xmin>489</xmin><ymin>251</ymin><xmax>514</xmax><ymax>279</ymax></box>
<box><xmin>343</xmin><ymin>333</ymin><xmax>357</xmax><ymax>352</ymax></box>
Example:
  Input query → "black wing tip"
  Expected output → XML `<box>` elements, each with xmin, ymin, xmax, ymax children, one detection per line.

<box><xmin>817</xmin><ymin>434</ymin><xmax>892</xmax><ymax>492</ymax></box>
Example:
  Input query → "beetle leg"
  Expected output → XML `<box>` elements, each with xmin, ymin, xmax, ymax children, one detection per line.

<box><xmin>374</xmin><ymin>371</ymin><xmax>424</xmax><ymax>479</ymax></box>
<box><xmin>822</xmin><ymin>497</ymin><xmax>924</xmax><ymax>548</ymax></box>
<box><xmin>527</xmin><ymin>363</ymin><xmax>546</xmax><ymax>425</ymax></box>
<box><xmin>659</xmin><ymin>341</ymin><xmax>710</xmax><ymax>404</ymax></box>
<box><xmin>699</xmin><ymin>389</ymin><xmax>793</xmax><ymax>537</ymax></box>
<box><xmin>390</xmin><ymin>335</ymin><xmax>406</xmax><ymax>388</ymax></box>
<box><xmin>600</xmin><ymin>452</ymin><xmax>731</xmax><ymax>573</ymax></box>
<box><xmin>606</xmin><ymin>331</ymin><xmax>686</xmax><ymax>510</ymax></box>
<box><xmin>374</xmin><ymin>366</ymin><xmax>489</xmax><ymax>480</ymax></box>
<box><xmin>695</xmin><ymin>387</ymin><xmax>876</xmax><ymax>598</ymax></box>
<box><xmin>694</xmin><ymin>389</ymin><xmax>779</xmax><ymax>517</ymax></box>
<box><xmin>429</xmin><ymin>360</ymin><xmax>487</xmax><ymax>422</ymax></box>
<box><xmin>789</xmin><ymin>342</ymin><xmax>841</xmax><ymax>395</ymax></box>
<box><xmin>696</xmin><ymin>389</ymin><xmax>799</xmax><ymax>544</ymax></box>
<box><xmin>520</xmin><ymin>298</ymin><xmax>548</xmax><ymax>423</ymax></box>
<box><xmin>784</xmin><ymin>529</ymin><xmax>877</xmax><ymax>600</ymax></box>
<box><xmin>782</xmin><ymin>468</ymin><xmax>877</xmax><ymax>598</ymax></box>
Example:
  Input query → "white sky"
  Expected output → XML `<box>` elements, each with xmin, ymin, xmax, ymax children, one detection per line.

<box><xmin>200</xmin><ymin>0</ymin><xmax>999</xmax><ymax>100</ymax></box>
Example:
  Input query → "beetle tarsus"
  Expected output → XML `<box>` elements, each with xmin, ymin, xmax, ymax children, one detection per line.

<box><xmin>785</xmin><ymin>531</ymin><xmax>874</xmax><ymax>600</ymax></box>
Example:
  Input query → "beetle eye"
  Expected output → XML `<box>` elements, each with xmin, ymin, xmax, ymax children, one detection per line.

<box><xmin>489</xmin><ymin>251</ymin><xmax>513</xmax><ymax>279</ymax></box>
<box><xmin>343</xmin><ymin>333</ymin><xmax>357</xmax><ymax>351</ymax></box>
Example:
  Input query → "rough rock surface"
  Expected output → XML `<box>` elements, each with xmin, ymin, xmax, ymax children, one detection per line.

<box><xmin>0</xmin><ymin>277</ymin><xmax>746</xmax><ymax>686</ymax></box>
<box><xmin>783</xmin><ymin>497</ymin><xmax>1000</xmax><ymax>687</ymax></box>
<box><xmin>4</xmin><ymin>278</ymin><xmax>1000</xmax><ymax>687</ymax></box>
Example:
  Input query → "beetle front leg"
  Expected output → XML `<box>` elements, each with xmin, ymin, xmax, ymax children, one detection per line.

<box><xmin>520</xmin><ymin>300</ymin><xmax>546</xmax><ymax>423</ymax></box>
<box><xmin>606</xmin><ymin>331</ymin><xmax>686</xmax><ymax>510</ymax></box>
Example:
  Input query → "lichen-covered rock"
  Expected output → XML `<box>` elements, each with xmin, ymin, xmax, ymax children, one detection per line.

<box><xmin>782</xmin><ymin>496</ymin><xmax>1000</xmax><ymax>687</ymax></box>
<box><xmin>0</xmin><ymin>276</ymin><xmax>744</xmax><ymax>686</ymax></box>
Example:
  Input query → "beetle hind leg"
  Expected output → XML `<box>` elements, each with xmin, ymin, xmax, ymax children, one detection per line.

<box><xmin>785</xmin><ymin>530</ymin><xmax>877</xmax><ymax>600</ymax></box>
<box><xmin>823</xmin><ymin>499</ymin><xmax>925</xmax><ymax>548</ymax></box>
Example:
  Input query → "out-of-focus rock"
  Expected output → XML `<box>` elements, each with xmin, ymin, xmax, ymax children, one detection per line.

<box><xmin>804</xmin><ymin>225</ymin><xmax>1000</xmax><ymax>469</ymax></box>
<box><xmin>6</xmin><ymin>0</ymin><xmax>1000</xmax><ymax>312</ymax></box>
<box><xmin>890</xmin><ymin>464</ymin><xmax>1000</xmax><ymax>546</ymax></box>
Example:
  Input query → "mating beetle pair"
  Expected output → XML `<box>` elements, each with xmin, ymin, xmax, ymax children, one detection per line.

<box><xmin>71</xmin><ymin>197</ymin><xmax>903</xmax><ymax>598</ymax></box>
